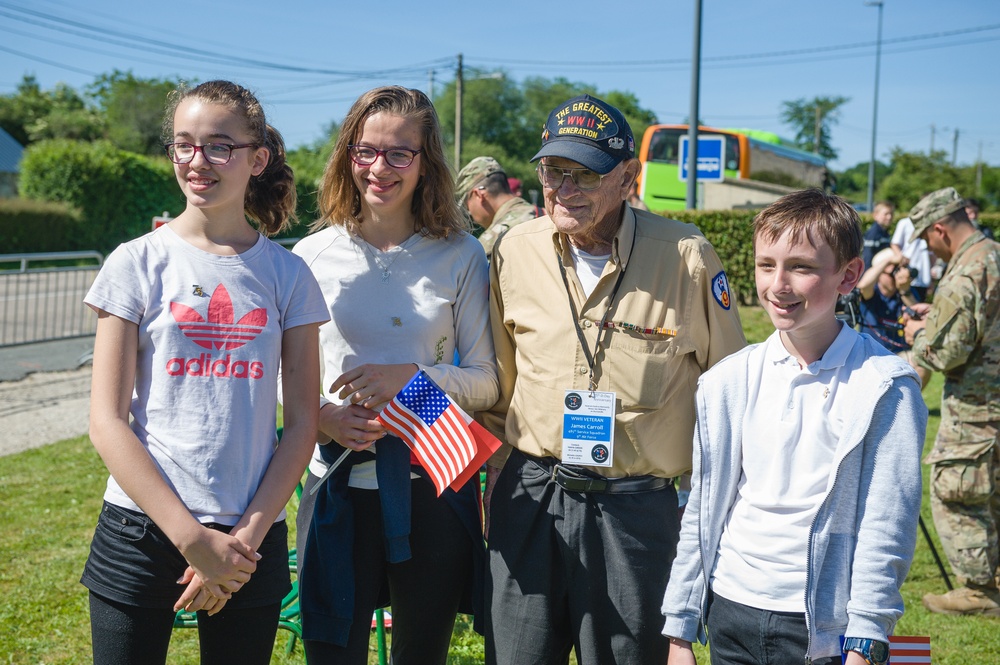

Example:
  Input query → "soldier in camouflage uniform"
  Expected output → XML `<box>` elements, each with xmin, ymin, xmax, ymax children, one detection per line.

<box><xmin>455</xmin><ymin>156</ymin><xmax>539</xmax><ymax>255</ymax></box>
<box><xmin>903</xmin><ymin>187</ymin><xmax>1000</xmax><ymax>616</ymax></box>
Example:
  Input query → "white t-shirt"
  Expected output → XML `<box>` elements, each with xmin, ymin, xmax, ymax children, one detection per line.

<box><xmin>890</xmin><ymin>217</ymin><xmax>932</xmax><ymax>289</ymax></box>
<box><xmin>569</xmin><ymin>244</ymin><xmax>612</xmax><ymax>298</ymax></box>
<box><xmin>292</xmin><ymin>226</ymin><xmax>498</xmax><ymax>484</ymax></box>
<box><xmin>711</xmin><ymin>325</ymin><xmax>855</xmax><ymax>611</ymax></box>
<box><xmin>85</xmin><ymin>225</ymin><xmax>328</xmax><ymax>525</ymax></box>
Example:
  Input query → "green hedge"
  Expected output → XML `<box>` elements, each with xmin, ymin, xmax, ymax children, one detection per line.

<box><xmin>0</xmin><ymin>198</ymin><xmax>85</xmax><ymax>253</ymax></box>
<box><xmin>19</xmin><ymin>139</ymin><xmax>184</xmax><ymax>253</ymax></box>
<box><xmin>658</xmin><ymin>209</ymin><xmax>1000</xmax><ymax>306</ymax></box>
<box><xmin>665</xmin><ymin>209</ymin><xmax>758</xmax><ymax>305</ymax></box>
<box><xmin>977</xmin><ymin>212</ymin><xmax>1000</xmax><ymax>237</ymax></box>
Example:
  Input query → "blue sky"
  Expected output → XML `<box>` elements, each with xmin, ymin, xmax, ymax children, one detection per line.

<box><xmin>1</xmin><ymin>0</ymin><xmax>998</xmax><ymax>171</ymax></box>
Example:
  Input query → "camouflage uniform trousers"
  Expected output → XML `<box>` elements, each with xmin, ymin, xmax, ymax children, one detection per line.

<box><xmin>928</xmin><ymin>419</ymin><xmax>1000</xmax><ymax>587</ymax></box>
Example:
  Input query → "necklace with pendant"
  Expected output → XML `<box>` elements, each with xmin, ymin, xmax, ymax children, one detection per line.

<box><xmin>358</xmin><ymin>232</ymin><xmax>418</xmax><ymax>282</ymax></box>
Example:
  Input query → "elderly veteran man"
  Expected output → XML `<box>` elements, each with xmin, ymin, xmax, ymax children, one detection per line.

<box><xmin>903</xmin><ymin>187</ymin><xmax>1000</xmax><ymax>617</ymax></box>
<box><xmin>455</xmin><ymin>156</ymin><xmax>539</xmax><ymax>255</ymax></box>
<box><xmin>481</xmin><ymin>94</ymin><xmax>747</xmax><ymax>664</ymax></box>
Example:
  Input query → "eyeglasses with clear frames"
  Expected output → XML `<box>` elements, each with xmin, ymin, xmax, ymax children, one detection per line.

<box><xmin>164</xmin><ymin>142</ymin><xmax>257</xmax><ymax>165</ymax></box>
<box><xmin>348</xmin><ymin>145</ymin><xmax>422</xmax><ymax>169</ymax></box>
<box><xmin>536</xmin><ymin>163</ymin><xmax>608</xmax><ymax>191</ymax></box>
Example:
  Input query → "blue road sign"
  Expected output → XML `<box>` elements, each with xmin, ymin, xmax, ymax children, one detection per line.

<box><xmin>679</xmin><ymin>135</ymin><xmax>726</xmax><ymax>182</ymax></box>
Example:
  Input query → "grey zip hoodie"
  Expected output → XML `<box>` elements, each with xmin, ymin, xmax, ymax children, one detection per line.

<box><xmin>661</xmin><ymin>328</ymin><xmax>927</xmax><ymax>661</ymax></box>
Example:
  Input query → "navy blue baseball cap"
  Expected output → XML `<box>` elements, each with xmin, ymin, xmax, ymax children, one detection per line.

<box><xmin>530</xmin><ymin>94</ymin><xmax>635</xmax><ymax>175</ymax></box>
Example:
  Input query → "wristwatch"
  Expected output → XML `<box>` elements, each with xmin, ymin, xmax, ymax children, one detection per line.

<box><xmin>843</xmin><ymin>637</ymin><xmax>889</xmax><ymax>665</ymax></box>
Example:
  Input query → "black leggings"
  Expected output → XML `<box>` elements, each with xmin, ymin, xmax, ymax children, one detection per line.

<box><xmin>89</xmin><ymin>592</ymin><xmax>280</xmax><ymax>665</ymax></box>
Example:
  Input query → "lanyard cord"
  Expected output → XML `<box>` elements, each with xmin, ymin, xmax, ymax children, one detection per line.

<box><xmin>556</xmin><ymin>224</ymin><xmax>636</xmax><ymax>392</ymax></box>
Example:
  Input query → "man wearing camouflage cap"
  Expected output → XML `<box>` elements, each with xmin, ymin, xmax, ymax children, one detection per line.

<box><xmin>455</xmin><ymin>156</ymin><xmax>538</xmax><ymax>255</ymax></box>
<box><xmin>903</xmin><ymin>186</ymin><xmax>1000</xmax><ymax>616</ymax></box>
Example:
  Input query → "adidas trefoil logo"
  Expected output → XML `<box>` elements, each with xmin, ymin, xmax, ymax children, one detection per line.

<box><xmin>170</xmin><ymin>284</ymin><xmax>267</xmax><ymax>351</ymax></box>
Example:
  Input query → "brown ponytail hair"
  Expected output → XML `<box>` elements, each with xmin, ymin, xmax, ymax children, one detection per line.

<box><xmin>162</xmin><ymin>80</ymin><xmax>296</xmax><ymax>236</ymax></box>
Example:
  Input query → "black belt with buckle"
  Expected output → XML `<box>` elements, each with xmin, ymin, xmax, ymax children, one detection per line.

<box><xmin>525</xmin><ymin>454</ymin><xmax>671</xmax><ymax>494</ymax></box>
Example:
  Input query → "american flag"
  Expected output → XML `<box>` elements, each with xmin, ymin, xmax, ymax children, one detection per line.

<box><xmin>839</xmin><ymin>636</ymin><xmax>931</xmax><ymax>664</ymax></box>
<box><xmin>889</xmin><ymin>636</ymin><xmax>931</xmax><ymax>664</ymax></box>
<box><xmin>377</xmin><ymin>370</ymin><xmax>500</xmax><ymax>496</ymax></box>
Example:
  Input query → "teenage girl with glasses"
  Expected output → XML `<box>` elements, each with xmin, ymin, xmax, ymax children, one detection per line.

<box><xmin>292</xmin><ymin>85</ymin><xmax>498</xmax><ymax>664</ymax></box>
<box><xmin>81</xmin><ymin>80</ymin><xmax>329</xmax><ymax>665</ymax></box>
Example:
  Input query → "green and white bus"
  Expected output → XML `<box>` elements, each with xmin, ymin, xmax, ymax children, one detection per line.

<box><xmin>638</xmin><ymin>124</ymin><xmax>828</xmax><ymax>212</ymax></box>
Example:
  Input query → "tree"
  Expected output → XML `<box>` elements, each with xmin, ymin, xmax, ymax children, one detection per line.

<box><xmin>833</xmin><ymin>159</ymin><xmax>893</xmax><ymax>203</ymax></box>
<box><xmin>87</xmin><ymin>70</ymin><xmax>183</xmax><ymax>156</ymax></box>
<box><xmin>286</xmin><ymin>121</ymin><xmax>339</xmax><ymax>225</ymax></box>
<box><xmin>780</xmin><ymin>95</ymin><xmax>849</xmax><ymax>161</ymax></box>
<box><xmin>877</xmin><ymin>148</ymin><xmax>971</xmax><ymax>212</ymax></box>
<box><xmin>0</xmin><ymin>75</ymin><xmax>103</xmax><ymax>146</ymax></box>
<box><xmin>436</xmin><ymin>70</ymin><xmax>532</xmax><ymax>170</ymax></box>
<box><xmin>435</xmin><ymin>74</ymin><xmax>658</xmax><ymax>187</ymax></box>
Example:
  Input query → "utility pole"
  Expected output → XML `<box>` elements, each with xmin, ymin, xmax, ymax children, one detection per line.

<box><xmin>454</xmin><ymin>54</ymin><xmax>463</xmax><ymax>171</ymax></box>
<box><xmin>930</xmin><ymin>123</ymin><xmax>935</xmax><ymax>153</ymax></box>
<box><xmin>952</xmin><ymin>128</ymin><xmax>959</xmax><ymax>166</ymax></box>
<box><xmin>685</xmin><ymin>0</ymin><xmax>703</xmax><ymax>210</ymax></box>
<box><xmin>428</xmin><ymin>69</ymin><xmax>435</xmax><ymax>101</ymax></box>
<box><xmin>814</xmin><ymin>104</ymin><xmax>822</xmax><ymax>155</ymax></box>
<box><xmin>976</xmin><ymin>140</ymin><xmax>983</xmax><ymax>195</ymax></box>
<box><xmin>864</xmin><ymin>0</ymin><xmax>884</xmax><ymax>213</ymax></box>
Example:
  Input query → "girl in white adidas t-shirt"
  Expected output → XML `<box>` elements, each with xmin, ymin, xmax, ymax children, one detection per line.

<box><xmin>81</xmin><ymin>80</ymin><xmax>328</xmax><ymax>665</ymax></box>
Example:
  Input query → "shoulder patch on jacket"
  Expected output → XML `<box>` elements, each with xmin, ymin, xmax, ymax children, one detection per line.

<box><xmin>712</xmin><ymin>271</ymin><xmax>732</xmax><ymax>310</ymax></box>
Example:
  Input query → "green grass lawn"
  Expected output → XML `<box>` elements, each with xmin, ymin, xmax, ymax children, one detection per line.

<box><xmin>1</xmin><ymin>306</ymin><xmax>997</xmax><ymax>663</ymax></box>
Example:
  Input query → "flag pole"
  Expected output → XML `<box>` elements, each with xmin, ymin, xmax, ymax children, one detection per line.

<box><xmin>309</xmin><ymin>448</ymin><xmax>353</xmax><ymax>496</ymax></box>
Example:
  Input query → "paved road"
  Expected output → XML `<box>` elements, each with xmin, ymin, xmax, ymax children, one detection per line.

<box><xmin>0</xmin><ymin>336</ymin><xmax>94</xmax><ymax>457</ymax></box>
<box><xmin>0</xmin><ymin>335</ymin><xmax>95</xmax><ymax>382</ymax></box>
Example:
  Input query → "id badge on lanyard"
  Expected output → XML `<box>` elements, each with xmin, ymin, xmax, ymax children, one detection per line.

<box><xmin>561</xmin><ymin>389</ymin><xmax>615</xmax><ymax>467</ymax></box>
<box><xmin>556</xmin><ymin>228</ymin><xmax>633</xmax><ymax>469</ymax></box>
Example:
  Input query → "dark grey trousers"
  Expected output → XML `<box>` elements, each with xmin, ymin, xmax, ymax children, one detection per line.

<box><xmin>486</xmin><ymin>450</ymin><xmax>679</xmax><ymax>665</ymax></box>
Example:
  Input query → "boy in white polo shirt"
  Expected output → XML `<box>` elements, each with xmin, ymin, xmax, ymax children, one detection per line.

<box><xmin>661</xmin><ymin>189</ymin><xmax>928</xmax><ymax>665</ymax></box>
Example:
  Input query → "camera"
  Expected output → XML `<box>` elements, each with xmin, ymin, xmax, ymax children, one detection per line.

<box><xmin>892</xmin><ymin>264</ymin><xmax>918</xmax><ymax>282</ymax></box>
<box><xmin>836</xmin><ymin>288</ymin><xmax>861</xmax><ymax>329</ymax></box>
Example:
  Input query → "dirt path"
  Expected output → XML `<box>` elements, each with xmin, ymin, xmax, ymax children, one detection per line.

<box><xmin>0</xmin><ymin>367</ymin><xmax>92</xmax><ymax>457</ymax></box>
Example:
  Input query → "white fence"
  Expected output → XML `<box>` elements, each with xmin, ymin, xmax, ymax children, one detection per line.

<box><xmin>0</xmin><ymin>240</ymin><xmax>299</xmax><ymax>348</ymax></box>
<box><xmin>0</xmin><ymin>252</ymin><xmax>103</xmax><ymax>347</ymax></box>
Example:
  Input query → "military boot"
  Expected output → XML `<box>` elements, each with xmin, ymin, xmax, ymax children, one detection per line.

<box><xmin>922</xmin><ymin>583</ymin><xmax>1000</xmax><ymax>616</ymax></box>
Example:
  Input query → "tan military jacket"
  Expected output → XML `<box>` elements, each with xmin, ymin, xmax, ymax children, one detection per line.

<box><xmin>478</xmin><ymin>197</ymin><xmax>538</xmax><ymax>256</ymax></box>
<box><xmin>482</xmin><ymin>206</ymin><xmax>747</xmax><ymax>478</ymax></box>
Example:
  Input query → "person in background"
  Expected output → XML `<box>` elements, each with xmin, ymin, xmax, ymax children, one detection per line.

<box><xmin>81</xmin><ymin>80</ymin><xmax>327</xmax><ymax>665</ymax></box>
<box><xmin>294</xmin><ymin>85</ymin><xmax>498</xmax><ymax>665</ymax></box>
<box><xmin>862</xmin><ymin>200</ymin><xmax>894</xmax><ymax>269</ymax></box>
<box><xmin>891</xmin><ymin>209</ymin><xmax>934</xmax><ymax>301</ymax></box>
<box><xmin>663</xmin><ymin>189</ymin><xmax>926</xmax><ymax>665</ymax></box>
<box><xmin>507</xmin><ymin>176</ymin><xmax>523</xmax><ymax>198</ymax></box>
<box><xmin>903</xmin><ymin>187</ymin><xmax>1000</xmax><ymax>617</ymax></box>
<box><xmin>965</xmin><ymin>197</ymin><xmax>995</xmax><ymax>240</ymax></box>
<box><xmin>857</xmin><ymin>248</ymin><xmax>917</xmax><ymax>349</ymax></box>
<box><xmin>628</xmin><ymin>179</ymin><xmax>649</xmax><ymax>211</ymax></box>
<box><xmin>455</xmin><ymin>156</ymin><xmax>538</xmax><ymax>255</ymax></box>
<box><xmin>482</xmin><ymin>94</ymin><xmax>745</xmax><ymax>664</ymax></box>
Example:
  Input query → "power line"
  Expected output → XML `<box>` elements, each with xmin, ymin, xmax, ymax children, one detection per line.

<box><xmin>0</xmin><ymin>2</ymin><xmax>453</xmax><ymax>79</ymax></box>
<box><xmin>0</xmin><ymin>42</ymin><xmax>97</xmax><ymax>76</ymax></box>
<box><xmin>4</xmin><ymin>0</ymin><xmax>997</xmax><ymax>85</ymax></box>
<box><xmin>466</xmin><ymin>23</ymin><xmax>1000</xmax><ymax>69</ymax></box>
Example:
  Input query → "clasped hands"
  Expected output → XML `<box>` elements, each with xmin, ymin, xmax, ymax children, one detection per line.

<box><xmin>173</xmin><ymin>526</ymin><xmax>260</xmax><ymax>616</ymax></box>
<box><xmin>320</xmin><ymin>363</ymin><xmax>418</xmax><ymax>451</ymax></box>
